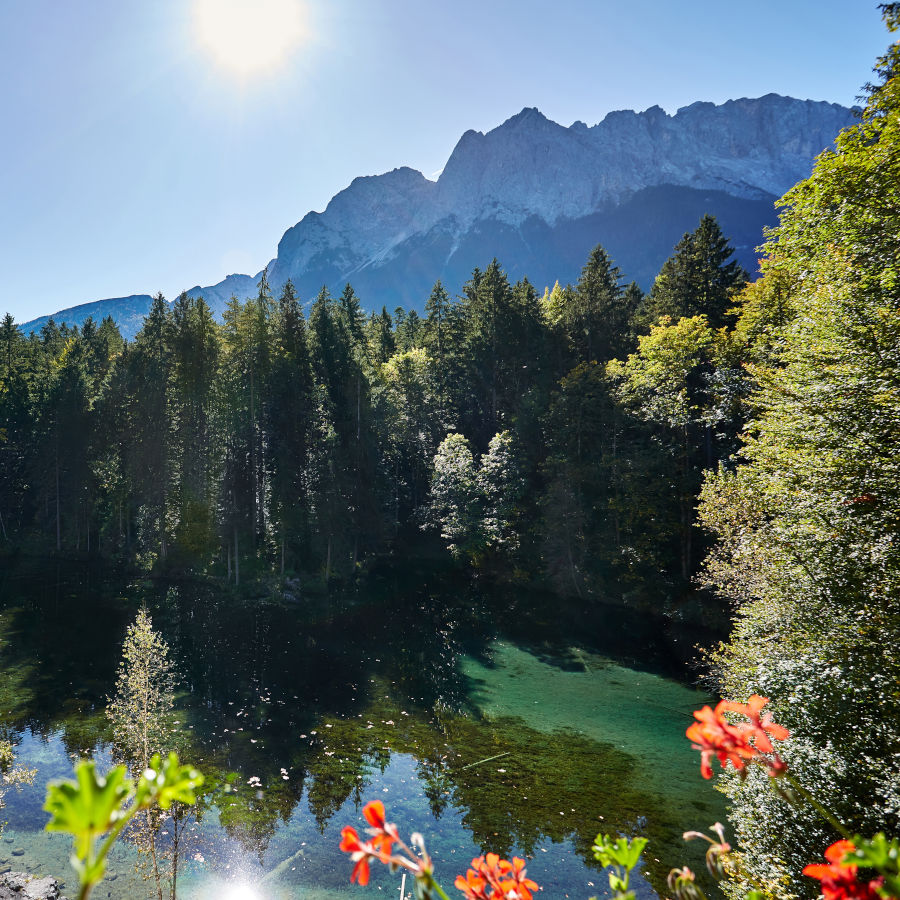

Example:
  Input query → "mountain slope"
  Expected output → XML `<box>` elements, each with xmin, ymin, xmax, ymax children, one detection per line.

<box><xmin>202</xmin><ymin>94</ymin><xmax>857</xmax><ymax>316</ymax></box>
<box><xmin>21</xmin><ymin>294</ymin><xmax>155</xmax><ymax>337</ymax></box>
<box><xmin>23</xmin><ymin>94</ymin><xmax>856</xmax><ymax>336</ymax></box>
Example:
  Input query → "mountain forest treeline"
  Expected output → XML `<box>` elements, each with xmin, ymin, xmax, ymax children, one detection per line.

<box><xmin>0</xmin><ymin>214</ymin><xmax>747</xmax><ymax>599</ymax></box>
<box><xmin>3</xmin><ymin>9</ymin><xmax>900</xmax><ymax>896</ymax></box>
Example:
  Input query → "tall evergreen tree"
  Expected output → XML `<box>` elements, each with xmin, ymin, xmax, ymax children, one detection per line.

<box><xmin>267</xmin><ymin>280</ymin><xmax>314</xmax><ymax>572</ymax></box>
<box><xmin>642</xmin><ymin>215</ymin><xmax>747</xmax><ymax>329</ymax></box>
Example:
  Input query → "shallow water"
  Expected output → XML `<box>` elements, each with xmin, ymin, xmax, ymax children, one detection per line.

<box><xmin>0</xmin><ymin>560</ymin><xmax>725</xmax><ymax>900</ymax></box>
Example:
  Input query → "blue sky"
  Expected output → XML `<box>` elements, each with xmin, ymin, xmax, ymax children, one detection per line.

<box><xmin>0</xmin><ymin>1</ymin><xmax>890</xmax><ymax>322</ymax></box>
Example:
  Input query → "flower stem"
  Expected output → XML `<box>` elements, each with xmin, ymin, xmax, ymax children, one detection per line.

<box><xmin>781</xmin><ymin>773</ymin><xmax>853</xmax><ymax>840</ymax></box>
<box><xmin>423</xmin><ymin>872</ymin><xmax>453</xmax><ymax>900</ymax></box>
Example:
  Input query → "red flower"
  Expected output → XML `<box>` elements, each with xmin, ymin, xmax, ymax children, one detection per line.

<box><xmin>364</xmin><ymin>800</ymin><xmax>386</xmax><ymax>828</ymax></box>
<box><xmin>362</xmin><ymin>799</ymin><xmax>398</xmax><ymax>856</ymax></box>
<box><xmin>455</xmin><ymin>868</ymin><xmax>490</xmax><ymax>900</ymax></box>
<box><xmin>340</xmin><ymin>802</ymin><xmax>540</xmax><ymax>900</ymax></box>
<box><xmin>804</xmin><ymin>840</ymin><xmax>885</xmax><ymax>900</ymax></box>
<box><xmin>339</xmin><ymin>801</ymin><xmax>432</xmax><ymax>886</ymax></box>
<box><xmin>721</xmin><ymin>695</ymin><xmax>790</xmax><ymax>753</ymax></box>
<box><xmin>686</xmin><ymin>702</ymin><xmax>755</xmax><ymax>778</ymax></box>
<box><xmin>498</xmin><ymin>856</ymin><xmax>539</xmax><ymax>900</ymax></box>
<box><xmin>340</xmin><ymin>825</ymin><xmax>380</xmax><ymax>885</ymax></box>
<box><xmin>455</xmin><ymin>854</ymin><xmax>539</xmax><ymax>900</ymax></box>
<box><xmin>686</xmin><ymin>695</ymin><xmax>789</xmax><ymax>779</ymax></box>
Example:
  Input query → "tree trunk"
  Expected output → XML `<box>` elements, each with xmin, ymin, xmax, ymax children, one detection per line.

<box><xmin>55</xmin><ymin>440</ymin><xmax>61</xmax><ymax>552</ymax></box>
<box><xmin>680</xmin><ymin>427</ymin><xmax>692</xmax><ymax>581</ymax></box>
<box><xmin>170</xmin><ymin>806</ymin><xmax>181</xmax><ymax>900</ymax></box>
<box><xmin>234</xmin><ymin>525</ymin><xmax>240</xmax><ymax>586</ymax></box>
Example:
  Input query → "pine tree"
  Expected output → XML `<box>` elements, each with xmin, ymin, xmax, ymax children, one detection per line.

<box><xmin>367</xmin><ymin>306</ymin><xmax>396</xmax><ymax>364</ymax></box>
<box><xmin>642</xmin><ymin>215</ymin><xmax>746</xmax><ymax>329</ymax></box>
<box><xmin>267</xmin><ymin>280</ymin><xmax>315</xmax><ymax>572</ymax></box>
<box><xmin>170</xmin><ymin>293</ymin><xmax>219</xmax><ymax>564</ymax></box>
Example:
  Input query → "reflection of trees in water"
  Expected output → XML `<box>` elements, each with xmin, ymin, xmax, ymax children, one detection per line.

<box><xmin>281</xmin><ymin>693</ymin><xmax>685</xmax><ymax>896</ymax></box>
<box><xmin>0</xmin><ymin>609</ymin><xmax>37</xmax><ymax>737</ymax></box>
<box><xmin>0</xmin><ymin>562</ymin><xmax>698</xmax><ymax>896</ymax></box>
<box><xmin>215</xmin><ymin>772</ymin><xmax>305</xmax><ymax>860</ymax></box>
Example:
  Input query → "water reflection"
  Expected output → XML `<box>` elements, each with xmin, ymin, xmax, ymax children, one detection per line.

<box><xmin>0</xmin><ymin>559</ymin><xmax>725</xmax><ymax>899</ymax></box>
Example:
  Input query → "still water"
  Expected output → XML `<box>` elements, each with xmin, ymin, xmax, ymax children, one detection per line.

<box><xmin>0</xmin><ymin>559</ymin><xmax>725</xmax><ymax>900</ymax></box>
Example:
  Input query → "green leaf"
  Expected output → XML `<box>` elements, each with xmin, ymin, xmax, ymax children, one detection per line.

<box><xmin>592</xmin><ymin>833</ymin><xmax>648</xmax><ymax>871</ymax></box>
<box><xmin>44</xmin><ymin>760</ymin><xmax>133</xmax><ymax>860</ymax></box>
<box><xmin>139</xmin><ymin>752</ymin><xmax>204</xmax><ymax>810</ymax></box>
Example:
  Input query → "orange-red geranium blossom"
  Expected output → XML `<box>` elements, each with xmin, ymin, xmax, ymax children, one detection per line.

<box><xmin>686</xmin><ymin>695</ymin><xmax>789</xmax><ymax>779</ymax></box>
<box><xmin>722</xmin><ymin>695</ymin><xmax>790</xmax><ymax>755</ymax></box>
<box><xmin>455</xmin><ymin>853</ymin><xmax>539</xmax><ymax>900</ymax></box>
<box><xmin>362</xmin><ymin>799</ymin><xmax>398</xmax><ymax>856</ymax></box>
<box><xmin>339</xmin><ymin>825</ymin><xmax>383</xmax><ymax>886</ymax></box>
<box><xmin>340</xmin><ymin>801</ymin><xmax>433</xmax><ymax>886</ymax></box>
<box><xmin>803</xmin><ymin>840</ymin><xmax>885</xmax><ymax>900</ymax></box>
<box><xmin>455</xmin><ymin>868</ymin><xmax>490</xmax><ymax>900</ymax></box>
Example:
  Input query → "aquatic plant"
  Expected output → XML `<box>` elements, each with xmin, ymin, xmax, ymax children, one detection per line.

<box><xmin>335</xmin><ymin>695</ymin><xmax>900</xmax><ymax>900</ymax></box>
<box><xmin>0</xmin><ymin>739</ymin><xmax>36</xmax><ymax>840</ymax></box>
<box><xmin>41</xmin><ymin>694</ymin><xmax>898</xmax><ymax>900</ymax></box>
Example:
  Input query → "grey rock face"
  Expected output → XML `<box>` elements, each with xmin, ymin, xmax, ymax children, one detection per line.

<box><xmin>265</xmin><ymin>95</ymin><xmax>852</xmax><ymax>287</ymax></box>
<box><xmin>0</xmin><ymin>873</ymin><xmax>68</xmax><ymax>900</ymax></box>
<box><xmin>25</xmin><ymin>94</ymin><xmax>857</xmax><ymax>333</ymax></box>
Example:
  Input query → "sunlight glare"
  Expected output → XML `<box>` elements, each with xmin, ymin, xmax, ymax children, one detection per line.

<box><xmin>220</xmin><ymin>883</ymin><xmax>263</xmax><ymax>900</ymax></box>
<box><xmin>193</xmin><ymin>0</ymin><xmax>307</xmax><ymax>77</ymax></box>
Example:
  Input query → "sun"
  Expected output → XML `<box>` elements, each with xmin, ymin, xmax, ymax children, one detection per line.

<box><xmin>193</xmin><ymin>0</ymin><xmax>307</xmax><ymax>77</ymax></box>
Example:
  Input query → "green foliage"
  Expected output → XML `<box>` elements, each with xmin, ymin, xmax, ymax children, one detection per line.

<box><xmin>610</xmin><ymin>316</ymin><xmax>719</xmax><ymax>431</ymax></box>
<box><xmin>640</xmin><ymin>214</ymin><xmax>747</xmax><ymax>330</ymax></box>
<box><xmin>44</xmin><ymin>754</ymin><xmax>202</xmax><ymax>900</ymax></box>
<box><xmin>427</xmin><ymin>430</ymin><xmax>524</xmax><ymax>564</ymax></box>
<box><xmin>849</xmin><ymin>833</ymin><xmax>900</xmax><ymax>898</ymax></box>
<box><xmin>106</xmin><ymin>607</ymin><xmax>176</xmax><ymax>770</ymax></box>
<box><xmin>697</xmin><ymin>11</ymin><xmax>900</xmax><ymax>897</ymax></box>
<box><xmin>427</xmin><ymin>433</ymin><xmax>481</xmax><ymax>561</ymax></box>
<box><xmin>592</xmin><ymin>833</ymin><xmax>648</xmax><ymax>900</ymax></box>
<box><xmin>0</xmin><ymin>217</ymin><xmax>756</xmax><ymax>600</ymax></box>
<box><xmin>545</xmin><ymin>244</ymin><xmax>638</xmax><ymax>366</ymax></box>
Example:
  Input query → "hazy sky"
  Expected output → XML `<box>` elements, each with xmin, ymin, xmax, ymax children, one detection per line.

<box><xmin>0</xmin><ymin>1</ymin><xmax>890</xmax><ymax>321</ymax></box>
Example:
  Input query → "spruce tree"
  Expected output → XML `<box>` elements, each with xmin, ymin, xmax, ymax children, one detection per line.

<box><xmin>643</xmin><ymin>215</ymin><xmax>746</xmax><ymax>329</ymax></box>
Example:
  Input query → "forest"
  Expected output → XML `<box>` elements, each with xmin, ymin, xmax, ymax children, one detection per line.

<box><xmin>0</xmin><ymin>213</ymin><xmax>746</xmax><ymax>600</ymax></box>
<box><xmin>3</xmin><ymin>8</ymin><xmax>900</xmax><ymax>900</ymax></box>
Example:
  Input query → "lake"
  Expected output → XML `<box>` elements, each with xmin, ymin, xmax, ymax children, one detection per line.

<box><xmin>0</xmin><ymin>558</ymin><xmax>725</xmax><ymax>900</ymax></box>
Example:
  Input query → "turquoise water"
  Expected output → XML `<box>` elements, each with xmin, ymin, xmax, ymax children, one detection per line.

<box><xmin>0</xmin><ymin>561</ymin><xmax>725</xmax><ymax>900</ymax></box>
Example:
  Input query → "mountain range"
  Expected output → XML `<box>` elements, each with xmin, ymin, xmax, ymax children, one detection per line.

<box><xmin>21</xmin><ymin>94</ymin><xmax>856</xmax><ymax>339</ymax></box>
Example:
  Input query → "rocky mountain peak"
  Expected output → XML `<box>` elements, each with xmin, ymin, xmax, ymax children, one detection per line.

<box><xmin>23</xmin><ymin>94</ymin><xmax>858</xmax><ymax>337</ymax></box>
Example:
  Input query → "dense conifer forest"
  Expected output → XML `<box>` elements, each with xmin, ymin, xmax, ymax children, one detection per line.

<box><xmin>0</xmin><ymin>215</ymin><xmax>747</xmax><ymax>603</ymax></box>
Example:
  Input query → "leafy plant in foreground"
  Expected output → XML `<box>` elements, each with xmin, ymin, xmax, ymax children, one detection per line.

<box><xmin>591</xmin><ymin>833</ymin><xmax>647</xmax><ymax>900</ymax></box>
<box><xmin>43</xmin><ymin>753</ymin><xmax>202</xmax><ymax>900</ymax></box>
